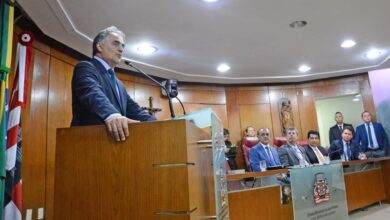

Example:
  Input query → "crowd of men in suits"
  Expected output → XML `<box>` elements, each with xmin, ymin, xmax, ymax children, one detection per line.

<box><xmin>238</xmin><ymin>111</ymin><xmax>389</xmax><ymax>172</ymax></box>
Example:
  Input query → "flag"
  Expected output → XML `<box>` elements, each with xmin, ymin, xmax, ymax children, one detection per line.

<box><xmin>1</xmin><ymin>1</ymin><xmax>15</xmax><ymax>219</ymax></box>
<box><xmin>3</xmin><ymin>30</ymin><xmax>33</xmax><ymax>220</ymax></box>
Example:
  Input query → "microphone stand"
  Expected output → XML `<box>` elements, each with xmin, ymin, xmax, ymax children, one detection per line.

<box><xmin>123</xmin><ymin>60</ymin><xmax>176</xmax><ymax>118</ymax></box>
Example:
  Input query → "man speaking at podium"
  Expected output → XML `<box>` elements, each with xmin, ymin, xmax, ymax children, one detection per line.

<box><xmin>71</xmin><ymin>26</ymin><xmax>156</xmax><ymax>141</ymax></box>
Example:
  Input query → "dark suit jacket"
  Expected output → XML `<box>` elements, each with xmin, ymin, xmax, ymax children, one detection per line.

<box><xmin>354</xmin><ymin>122</ymin><xmax>389</xmax><ymax>154</ymax></box>
<box><xmin>304</xmin><ymin>145</ymin><xmax>328</xmax><ymax>164</ymax></box>
<box><xmin>329</xmin><ymin>123</ymin><xmax>353</xmax><ymax>144</ymax></box>
<box><xmin>328</xmin><ymin>140</ymin><xmax>360</xmax><ymax>161</ymax></box>
<box><xmin>71</xmin><ymin>58</ymin><xmax>156</xmax><ymax>126</ymax></box>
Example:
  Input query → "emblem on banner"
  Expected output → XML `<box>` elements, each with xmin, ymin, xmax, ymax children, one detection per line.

<box><xmin>313</xmin><ymin>172</ymin><xmax>330</xmax><ymax>204</ymax></box>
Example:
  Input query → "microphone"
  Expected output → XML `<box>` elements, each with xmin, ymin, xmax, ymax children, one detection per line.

<box><xmin>123</xmin><ymin>60</ymin><xmax>176</xmax><ymax>118</ymax></box>
<box><xmin>327</xmin><ymin>148</ymin><xmax>343</xmax><ymax>160</ymax></box>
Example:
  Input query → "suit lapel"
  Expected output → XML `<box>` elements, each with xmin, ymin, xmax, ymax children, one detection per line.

<box><xmin>115</xmin><ymin>79</ymin><xmax>127</xmax><ymax>115</ymax></box>
<box><xmin>288</xmin><ymin>145</ymin><xmax>300</xmax><ymax>162</ymax></box>
<box><xmin>108</xmin><ymin>74</ymin><xmax>124</xmax><ymax>113</ymax></box>
<box><xmin>373</xmin><ymin>123</ymin><xmax>380</xmax><ymax>137</ymax></box>
<box><xmin>270</xmin><ymin>147</ymin><xmax>280</xmax><ymax>164</ymax></box>
<box><xmin>361</xmin><ymin>125</ymin><xmax>369</xmax><ymax>142</ymax></box>
<box><xmin>92</xmin><ymin>59</ymin><xmax>124</xmax><ymax>114</ymax></box>
<box><xmin>259</xmin><ymin>146</ymin><xmax>270</xmax><ymax>165</ymax></box>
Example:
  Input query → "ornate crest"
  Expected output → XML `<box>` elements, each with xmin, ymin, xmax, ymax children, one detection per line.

<box><xmin>313</xmin><ymin>172</ymin><xmax>330</xmax><ymax>204</ymax></box>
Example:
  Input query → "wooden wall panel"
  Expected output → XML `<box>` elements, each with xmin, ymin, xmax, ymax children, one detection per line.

<box><xmin>225</xmin><ymin>88</ymin><xmax>241</xmax><ymax>145</ymax></box>
<box><xmin>225</xmin><ymin>88</ymin><xmax>244</xmax><ymax>169</ymax></box>
<box><xmin>178</xmin><ymin>87</ymin><xmax>226</xmax><ymax>104</ymax></box>
<box><xmin>268</xmin><ymin>87</ymin><xmax>302</xmax><ymax>139</ymax></box>
<box><xmin>119</xmin><ymin>78</ymin><xmax>135</xmax><ymax>99</ymax></box>
<box><xmin>45</xmin><ymin>57</ymin><xmax>74</xmax><ymax>220</ymax></box>
<box><xmin>239</xmin><ymin>104</ymin><xmax>273</xmax><ymax>142</ymax></box>
<box><xmin>20</xmin><ymin>48</ymin><xmax>50</xmax><ymax>218</ymax></box>
<box><xmin>296</xmin><ymin>87</ymin><xmax>318</xmax><ymax>140</ymax></box>
<box><xmin>134</xmin><ymin>83</ymin><xmax>171</xmax><ymax>120</ymax></box>
<box><xmin>360</xmin><ymin>75</ymin><xmax>376</xmax><ymax>120</ymax></box>
<box><xmin>237</xmin><ymin>87</ymin><xmax>269</xmax><ymax>105</ymax></box>
<box><xmin>311</xmin><ymin>81</ymin><xmax>360</xmax><ymax>99</ymax></box>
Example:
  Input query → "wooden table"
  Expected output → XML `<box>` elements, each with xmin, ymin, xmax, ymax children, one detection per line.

<box><xmin>227</xmin><ymin>157</ymin><xmax>390</xmax><ymax>220</ymax></box>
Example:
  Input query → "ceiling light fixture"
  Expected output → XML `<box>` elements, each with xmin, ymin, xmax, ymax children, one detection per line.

<box><xmin>289</xmin><ymin>20</ymin><xmax>307</xmax><ymax>28</ymax></box>
<box><xmin>364</xmin><ymin>49</ymin><xmax>382</xmax><ymax>59</ymax></box>
<box><xmin>136</xmin><ymin>44</ymin><xmax>158</xmax><ymax>55</ymax></box>
<box><xmin>202</xmin><ymin>0</ymin><xmax>219</xmax><ymax>2</ymax></box>
<box><xmin>340</xmin><ymin>40</ymin><xmax>356</xmax><ymax>48</ymax></box>
<box><xmin>217</xmin><ymin>64</ymin><xmax>230</xmax><ymax>73</ymax></box>
<box><xmin>298</xmin><ymin>65</ymin><xmax>311</xmax><ymax>73</ymax></box>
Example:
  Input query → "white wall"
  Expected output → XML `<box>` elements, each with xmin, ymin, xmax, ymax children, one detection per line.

<box><xmin>315</xmin><ymin>94</ymin><xmax>364</xmax><ymax>147</ymax></box>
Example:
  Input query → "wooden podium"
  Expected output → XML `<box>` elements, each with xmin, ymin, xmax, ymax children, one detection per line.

<box><xmin>54</xmin><ymin>120</ymin><xmax>214</xmax><ymax>220</ymax></box>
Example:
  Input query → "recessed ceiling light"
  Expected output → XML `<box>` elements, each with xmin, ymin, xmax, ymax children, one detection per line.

<box><xmin>364</xmin><ymin>49</ymin><xmax>382</xmax><ymax>59</ymax></box>
<box><xmin>355</xmin><ymin>94</ymin><xmax>361</xmax><ymax>98</ymax></box>
<box><xmin>353</xmin><ymin>98</ymin><xmax>360</xmax><ymax>102</ymax></box>
<box><xmin>136</xmin><ymin>44</ymin><xmax>158</xmax><ymax>55</ymax></box>
<box><xmin>298</xmin><ymin>65</ymin><xmax>311</xmax><ymax>73</ymax></box>
<box><xmin>217</xmin><ymin>64</ymin><xmax>230</xmax><ymax>73</ymax></box>
<box><xmin>202</xmin><ymin>0</ymin><xmax>219</xmax><ymax>2</ymax></box>
<box><xmin>289</xmin><ymin>20</ymin><xmax>307</xmax><ymax>28</ymax></box>
<box><xmin>340</xmin><ymin>40</ymin><xmax>356</xmax><ymax>48</ymax></box>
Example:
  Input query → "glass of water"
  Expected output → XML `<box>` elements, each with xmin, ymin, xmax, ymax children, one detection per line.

<box><xmin>259</xmin><ymin>160</ymin><xmax>267</xmax><ymax>171</ymax></box>
<box><xmin>323</xmin><ymin>156</ymin><xmax>330</xmax><ymax>164</ymax></box>
<box><xmin>340</xmin><ymin>153</ymin><xmax>345</xmax><ymax>162</ymax></box>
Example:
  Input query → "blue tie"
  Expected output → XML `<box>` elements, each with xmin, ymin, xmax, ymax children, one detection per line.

<box><xmin>265</xmin><ymin>146</ymin><xmax>275</xmax><ymax>166</ymax></box>
<box><xmin>108</xmin><ymin>69</ymin><xmax>116</xmax><ymax>88</ymax></box>
<box><xmin>367</xmin><ymin>123</ymin><xmax>374</xmax><ymax>149</ymax></box>
<box><xmin>346</xmin><ymin>142</ymin><xmax>351</xmax><ymax>161</ymax></box>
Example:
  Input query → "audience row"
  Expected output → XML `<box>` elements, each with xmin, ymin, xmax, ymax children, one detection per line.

<box><xmin>224</xmin><ymin>110</ymin><xmax>389</xmax><ymax>172</ymax></box>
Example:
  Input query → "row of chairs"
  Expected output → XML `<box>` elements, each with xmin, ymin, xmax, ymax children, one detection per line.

<box><xmin>241</xmin><ymin>136</ymin><xmax>309</xmax><ymax>171</ymax></box>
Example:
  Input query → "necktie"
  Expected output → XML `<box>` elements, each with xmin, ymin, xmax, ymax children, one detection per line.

<box><xmin>313</xmin><ymin>147</ymin><xmax>325</xmax><ymax>165</ymax></box>
<box><xmin>293</xmin><ymin>146</ymin><xmax>306</xmax><ymax>164</ymax></box>
<box><xmin>265</xmin><ymin>146</ymin><xmax>275</xmax><ymax>166</ymax></box>
<box><xmin>339</xmin><ymin>125</ymin><xmax>342</xmax><ymax>132</ymax></box>
<box><xmin>108</xmin><ymin>69</ymin><xmax>116</xmax><ymax>88</ymax></box>
<box><xmin>366</xmin><ymin>123</ymin><xmax>374</xmax><ymax>149</ymax></box>
<box><xmin>346</xmin><ymin>142</ymin><xmax>352</xmax><ymax>161</ymax></box>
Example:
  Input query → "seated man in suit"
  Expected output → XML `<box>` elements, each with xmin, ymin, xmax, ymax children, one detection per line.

<box><xmin>249</xmin><ymin>128</ymin><xmax>281</xmax><ymax>172</ymax></box>
<box><xmin>354</xmin><ymin>111</ymin><xmax>389</xmax><ymax>158</ymax></box>
<box><xmin>278</xmin><ymin>127</ymin><xmax>311</xmax><ymax>167</ymax></box>
<box><xmin>329</xmin><ymin>112</ymin><xmax>353</xmax><ymax>144</ymax></box>
<box><xmin>71</xmin><ymin>26</ymin><xmax>156</xmax><ymax>141</ymax></box>
<box><xmin>304</xmin><ymin>130</ymin><xmax>328</xmax><ymax>165</ymax></box>
<box><xmin>329</xmin><ymin>126</ymin><xmax>365</xmax><ymax>161</ymax></box>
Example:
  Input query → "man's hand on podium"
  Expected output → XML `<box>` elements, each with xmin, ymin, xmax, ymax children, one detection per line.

<box><xmin>105</xmin><ymin>116</ymin><xmax>140</xmax><ymax>141</ymax></box>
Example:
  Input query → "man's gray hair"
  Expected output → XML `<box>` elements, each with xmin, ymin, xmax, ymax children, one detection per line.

<box><xmin>92</xmin><ymin>26</ymin><xmax>125</xmax><ymax>56</ymax></box>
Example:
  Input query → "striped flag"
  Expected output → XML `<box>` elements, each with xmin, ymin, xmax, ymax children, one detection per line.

<box><xmin>3</xmin><ymin>31</ymin><xmax>33</xmax><ymax>220</ymax></box>
<box><xmin>1</xmin><ymin>1</ymin><xmax>15</xmax><ymax>219</ymax></box>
